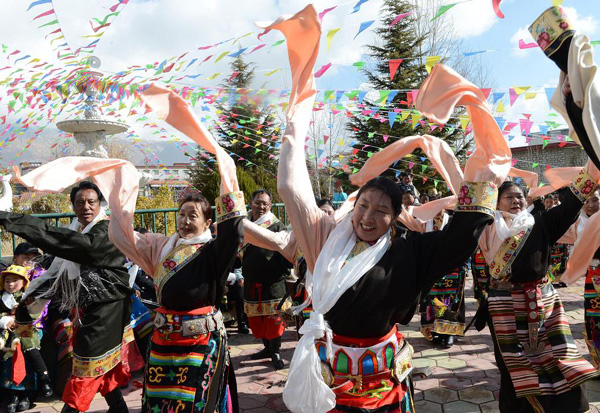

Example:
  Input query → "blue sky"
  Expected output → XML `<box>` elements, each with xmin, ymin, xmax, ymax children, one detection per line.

<box><xmin>466</xmin><ymin>0</ymin><xmax>598</xmax><ymax>88</ymax></box>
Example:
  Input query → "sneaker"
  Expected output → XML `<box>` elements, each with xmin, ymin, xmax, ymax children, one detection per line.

<box><xmin>39</xmin><ymin>373</ymin><xmax>53</xmax><ymax>398</ymax></box>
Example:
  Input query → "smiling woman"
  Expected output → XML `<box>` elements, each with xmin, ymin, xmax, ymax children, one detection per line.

<box><xmin>268</xmin><ymin>8</ymin><xmax>505</xmax><ymax>412</ymax></box>
<box><xmin>176</xmin><ymin>193</ymin><xmax>212</xmax><ymax>239</ymax></box>
<box><xmin>352</xmin><ymin>177</ymin><xmax>401</xmax><ymax>242</ymax></box>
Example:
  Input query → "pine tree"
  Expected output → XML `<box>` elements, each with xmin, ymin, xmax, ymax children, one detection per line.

<box><xmin>347</xmin><ymin>0</ymin><xmax>466</xmax><ymax>196</ymax></box>
<box><xmin>189</xmin><ymin>54</ymin><xmax>281</xmax><ymax>202</ymax></box>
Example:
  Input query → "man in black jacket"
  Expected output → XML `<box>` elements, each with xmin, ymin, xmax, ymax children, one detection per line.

<box><xmin>0</xmin><ymin>182</ymin><xmax>131</xmax><ymax>413</ymax></box>
<box><xmin>241</xmin><ymin>190</ymin><xmax>292</xmax><ymax>370</ymax></box>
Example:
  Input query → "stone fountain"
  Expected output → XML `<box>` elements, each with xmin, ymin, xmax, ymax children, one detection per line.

<box><xmin>55</xmin><ymin>61</ymin><xmax>152</xmax><ymax>186</ymax></box>
<box><xmin>56</xmin><ymin>68</ymin><xmax>128</xmax><ymax>158</ymax></box>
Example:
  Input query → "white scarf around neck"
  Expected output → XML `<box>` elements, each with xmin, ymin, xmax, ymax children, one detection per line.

<box><xmin>252</xmin><ymin>211</ymin><xmax>276</xmax><ymax>226</ymax></box>
<box><xmin>23</xmin><ymin>209</ymin><xmax>108</xmax><ymax>319</ymax></box>
<box><xmin>2</xmin><ymin>291</ymin><xmax>16</xmax><ymax>310</ymax></box>
<box><xmin>574</xmin><ymin>211</ymin><xmax>591</xmax><ymax>248</ymax></box>
<box><xmin>283</xmin><ymin>213</ymin><xmax>391</xmax><ymax>413</ymax></box>
<box><xmin>159</xmin><ymin>229</ymin><xmax>213</xmax><ymax>263</ymax></box>
<box><xmin>494</xmin><ymin>209</ymin><xmax>535</xmax><ymax>241</ymax></box>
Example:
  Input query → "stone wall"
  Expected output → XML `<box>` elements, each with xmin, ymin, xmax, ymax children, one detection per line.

<box><xmin>511</xmin><ymin>128</ymin><xmax>587</xmax><ymax>184</ymax></box>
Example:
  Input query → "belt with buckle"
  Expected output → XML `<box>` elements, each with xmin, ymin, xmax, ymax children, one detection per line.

<box><xmin>153</xmin><ymin>309</ymin><xmax>224</xmax><ymax>337</ymax></box>
<box><xmin>320</xmin><ymin>341</ymin><xmax>414</xmax><ymax>394</ymax></box>
<box><xmin>490</xmin><ymin>277</ymin><xmax>548</xmax><ymax>291</ymax></box>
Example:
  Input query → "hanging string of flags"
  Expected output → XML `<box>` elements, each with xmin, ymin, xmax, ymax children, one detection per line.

<box><xmin>0</xmin><ymin>0</ymin><xmax>590</xmax><ymax>176</ymax></box>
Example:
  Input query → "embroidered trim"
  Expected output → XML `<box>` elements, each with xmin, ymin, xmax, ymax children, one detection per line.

<box><xmin>215</xmin><ymin>191</ymin><xmax>247</xmax><ymax>223</ymax></box>
<box><xmin>244</xmin><ymin>298</ymin><xmax>291</xmax><ymax>317</ymax></box>
<box><xmin>528</xmin><ymin>6</ymin><xmax>574</xmax><ymax>56</ymax></box>
<box><xmin>569</xmin><ymin>168</ymin><xmax>599</xmax><ymax>203</ymax></box>
<box><xmin>154</xmin><ymin>244</ymin><xmax>204</xmax><ymax>303</ymax></box>
<box><xmin>456</xmin><ymin>181</ymin><xmax>498</xmax><ymax>217</ymax></box>
<box><xmin>72</xmin><ymin>325</ymin><xmax>133</xmax><ymax>378</ymax></box>
<box><xmin>489</xmin><ymin>227</ymin><xmax>533</xmax><ymax>281</ymax></box>
<box><xmin>432</xmin><ymin>320</ymin><xmax>465</xmax><ymax>336</ymax></box>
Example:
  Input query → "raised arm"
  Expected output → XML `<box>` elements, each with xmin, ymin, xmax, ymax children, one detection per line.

<box><xmin>0</xmin><ymin>213</ymin><xmax>121</xmax><ymax>268</ymax></box>
<box><xmin>412</xmin><ymin>183</ymin><xmax>496</xmax><ymax>292</ymax></box>
<box><xmin>243</xmin><ymin>220</ymin><xmax>297</xmax><ymax>263</ymax></box>
<box><xmin>259</xmin><ymin>5</ymin><xmax>332</xmax><ymax>273</ymax></box>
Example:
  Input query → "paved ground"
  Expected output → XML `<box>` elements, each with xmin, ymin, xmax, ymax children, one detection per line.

<box><xmin>23</xmin><ymin>277</ymin><xmax>600</xmax><ymax>412</ymax></box>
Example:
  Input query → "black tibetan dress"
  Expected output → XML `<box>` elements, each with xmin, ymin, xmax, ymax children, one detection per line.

<box><xmin>0</xmin><ymin>212</ymin><xmax>132</xmax><ymax>411</ymax></box>
<box><xmin>142</xmin><ymin>205</ymin><xmax>244</xmax><ymax>413</ymax></box>
<box><xmin>484</xmin><ymin>170</ymin><xmax>599</xmax><ymax>413</ymax></box>
<box><xmin>317</xmin><ymin>182</ymin><xmax>496</xmax><ymax>412</ymax></box>
<box><xmin>242</xmin><ymin>218</ymin><xmax>292</xmax><ymax>344</ymax></box>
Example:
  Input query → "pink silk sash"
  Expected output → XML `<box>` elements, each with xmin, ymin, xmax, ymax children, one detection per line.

<box><xmin>417</xmin><ymin>64</ymin><xmax>511</xmax><ymax>186</ymax></box>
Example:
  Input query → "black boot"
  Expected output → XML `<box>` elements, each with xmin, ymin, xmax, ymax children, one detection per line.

<box><xmin>105</xmin><ymin>388</ymin><xmax>128</xmax><ymax>413</ymax></box>
<box><xmin>271</xmin><ymin>352</ymin><xmax>285</xmax><ymax>370</ymax></box>
<box><xmin>250</xmin><ymin>339</ymin><xmax>271</xmax><ymax>360</ymax></box>
<box><xmin>238</xmin><ymin>322</ymin><xmax>249</xmax><ymax>334</ymax></box>
<box><xmin>6</xmin><ymin>392</ymin><xmax>19</xmax><ymax>413</ymax></box>
<box><xmin>39</xmin><ymin>372</ymin><xmax>53</xmax><ymax>397</ymax></box>
<box><xmin>61</xmin><ymin>404</ymin><xmax>80</xmax><ymax>413</ymax></box>
<box><xmin>442</xmin><ymin>335</ymin><xmax>455</xmax><ymax>348</ymax></box>
<box><xmin>16</xmin><ymin>395</ymin><xmax>31</xmax><ymax>412</ymax></box>
<box><xmin>269</xmin><ymin>337</ymin><xmax>285</xmax><ymax>370</ymax></box>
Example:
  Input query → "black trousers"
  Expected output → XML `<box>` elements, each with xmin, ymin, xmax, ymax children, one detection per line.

<box><xmin>227</xmin><ymin>283</ymin><xmax>246</xmax><ymax>324</ymax></box>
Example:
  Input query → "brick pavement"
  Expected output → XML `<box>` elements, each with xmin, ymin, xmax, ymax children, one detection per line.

<box><xmin>25</xmin><ymin>277</ymin><xmax>600</xmax><ymax>412</ymax></box>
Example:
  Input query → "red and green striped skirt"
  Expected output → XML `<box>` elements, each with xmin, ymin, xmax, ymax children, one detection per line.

<box><xmin>584</xmin><ymin>265</ymin><xmax>600</xmax><ymax>368</ymax></box>
<box><xmin>488</xmin><ymin>281</ymin><xmax>598</xmax><ymax>399</ymax></box>
<box><xmin>142</xmin><ymin>307</ymin><xmax>236</xmax><ymax>413</ymax></box>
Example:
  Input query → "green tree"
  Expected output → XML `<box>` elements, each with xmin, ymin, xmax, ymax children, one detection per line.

<box><xmin>347</xmin><ymin>0</ymin><xmax>467</xmax><ymax>196</ymax></box>
<box><xmin>134</xmin><ymin>185</ymin><xmax>178</xmax><ymax>235</ymax></box>
<box><xmin>189</xmin><ymin>54</ymin><xmax>280</xmax><ymax>201</ymax></box>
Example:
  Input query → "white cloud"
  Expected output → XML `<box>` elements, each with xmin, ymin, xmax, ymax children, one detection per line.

<box><xmin>563</xmin><ymin>6</ymin><xmax>598</xmax><ymax>36</ymax></box>
<box><xmin>444</xmin><ymin>0</ymin><xmax>499</xmax><ymax>38</ymax></box>
<box><xmin>509</xmin><ymin>26</ymin><xmax>535</xmax><ymax>58</ymax></box>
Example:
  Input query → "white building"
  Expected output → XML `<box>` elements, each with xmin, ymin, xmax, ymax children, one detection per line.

<box><xmin>136</xmin><ymin>162</ymin><xmax>191</xmax><ymax>197</ymax></box>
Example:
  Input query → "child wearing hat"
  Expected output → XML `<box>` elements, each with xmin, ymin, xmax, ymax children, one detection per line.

<box><xmin>0</xmin><ymin>265</ymin><xmax>52</xmax><ymax>413</ymax></box>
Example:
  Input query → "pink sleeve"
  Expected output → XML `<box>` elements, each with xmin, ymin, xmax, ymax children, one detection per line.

<box><xmin>141</xmin><ymin>84</ymin><xmax>239</xmax><ymax>195</ymax></box>
<box><xmin>556</xmin><ymin>220</ymin><xmax>579</xmax><ymax>245</ymax></box>
<box><xmin>92</xmin><ymin>164</ymin><xmax>171</xmax><ymax>275</ymax></box>
<box><xmin>243</xmin><ymin>220</ymin><xmax>297</xmax><ymax>263</ymax></box>
<box><xmin>397</xmin><ymin>208</ymin><xmax>426</xmax><ymax>233</ymax></box>
<box><xmin>13</xmin><ymin>157</ymin><xmax>164</xmax><ymax>275</ymax></box>
<box><xmin>509</xmin><ymin>167</ymin><xmax>538</xmax><ymax>189</ymax></box>
<box><xmin>412</xmin><ymin>196</ymin><xmax>457</xmax><ymax>221</ymax></box>
<box><xmin>562</xmin><ymin>211</ymin><xmax>600</xmax><ymax>283</ymax></box>
<box><xmin>416</xmin><ymin>64</ymin><xmax>511</xmax><ymax>186</ymax></box>
<box><xmin>260</xmin><ymin>5</ymin><xmax>333</xmax><ymax>273</ymax></box>
<box><xmin>558</xmin><ymin>161</ymin><xmax>600</xmax><ymax>284</ymax></box>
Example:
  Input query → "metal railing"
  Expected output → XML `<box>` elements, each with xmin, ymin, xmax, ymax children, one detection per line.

<box><xmin>2</xmin><ymin>203</ymin><xmax>293</xmax><ymax>254</ymax></box>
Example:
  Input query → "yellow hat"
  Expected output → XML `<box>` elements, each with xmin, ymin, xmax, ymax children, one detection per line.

<box><xmin>529</xmin><ymin>6</ymin><xmax>574</xmax><ymax>59</ymax></box>
<box><xmin>1</xmin><ymin>265</ymin><xmax>30</xmax><ymax>290</ymax></box>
